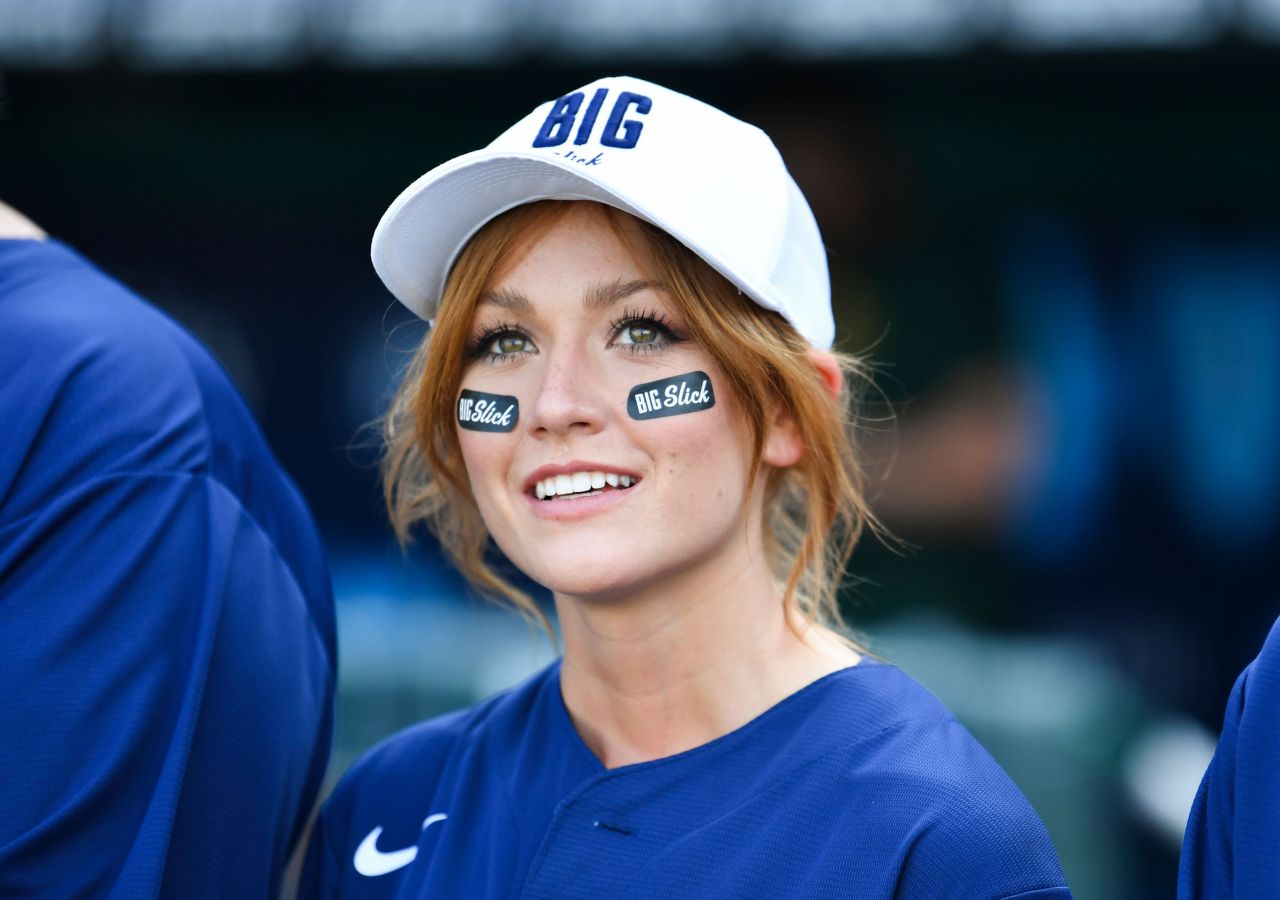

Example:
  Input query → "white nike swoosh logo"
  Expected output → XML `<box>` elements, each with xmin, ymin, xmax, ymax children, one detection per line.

<box><xmin>353</xmin><ymin>813</ymin><xmax>448</xmax><ymax>877</ymax></box>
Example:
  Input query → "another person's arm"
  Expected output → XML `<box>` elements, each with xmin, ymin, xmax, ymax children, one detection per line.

<box><xmin>0</xmin><ymin>213</ymin><xmax>336</xmax><ymax>897</ymax></box>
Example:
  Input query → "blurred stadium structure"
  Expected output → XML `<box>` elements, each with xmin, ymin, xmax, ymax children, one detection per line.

<box><xmin>6</xmin><ymin>0</ymin><xmax>1280</xmax><ymax>67</ymax></box>
<box><xmin>6</xmin><ymin>2</ymin><xmax>1280</xmax><ymax>897</ymax></box>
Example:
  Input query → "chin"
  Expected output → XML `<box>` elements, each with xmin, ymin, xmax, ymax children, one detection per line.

<box><xmin>505</xmin><ymin>531</ymin><xmax>733</xmax><ymax>604</ymax></box>
<box><xmin>536</xmin><ymin>571</ymin><xmax>646</xmax><ymax>602</ymax></box>
<box><xmin>524</xmin><ymin>556</ymin><xmax>661</xmax><ymax>603</ymax></box>
<box><xmin>500</xmin><ymin>535</ymin><xmax>631</xmax><ymax>593</ymax></box>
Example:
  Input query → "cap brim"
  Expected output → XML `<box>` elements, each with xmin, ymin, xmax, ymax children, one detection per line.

<box><xmin>372</xmin><ymin>151</ymin><xmax>645</xmax><ymax>320</ymax></box>
<box><xmin>370</xmin><ymin>149</ymin><xmax>781</xmax><ymax>323</ymax></box>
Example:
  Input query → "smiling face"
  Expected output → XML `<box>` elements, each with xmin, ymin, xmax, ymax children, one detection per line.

<box><xmin>456</xmin><ymin>203</ymin><xmax>774</xmax><ymax>602</ymax></box>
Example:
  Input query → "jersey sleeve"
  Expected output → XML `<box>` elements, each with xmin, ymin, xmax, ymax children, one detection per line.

<box><xmin>0</xmin><ymin>238</ymin><xmax>336</xmax><ymax>898</ymax></box>
<box><xmin>1179</xmin><ymin>615</ymin><xmax>1280</xmax><ymax>899</ymax></box>
<box><xmin>890</xmin><ymin>720</ymin><xmax>1073</xmax><ymax>899</ymax></box>
<box><xmin>895</xmin><ymin>790</ymin><xmax>1073</xmax><ymax>899</ymax></box>
<box><xmin>0</xmin><ymin>470</ymin><xmax>333</xmax><ymax>897</ymax></box>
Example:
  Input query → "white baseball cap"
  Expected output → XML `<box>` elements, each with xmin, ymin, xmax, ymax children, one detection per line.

<box><xmin>371</xmin><ymin>75</ymin><xmax>834</xmax><ymax>348</ymax></box>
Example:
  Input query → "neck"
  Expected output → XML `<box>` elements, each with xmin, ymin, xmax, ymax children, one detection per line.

<box><xmin>555</xmin><ymin>549</ymin><xmax>859</xmax><ymax>769</ymax></box>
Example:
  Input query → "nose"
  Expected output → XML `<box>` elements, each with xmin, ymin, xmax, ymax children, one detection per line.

<box><xmin>526</xmin><ymin>344</ymin><xmax>608</xmax><ymax>439</ymax></box>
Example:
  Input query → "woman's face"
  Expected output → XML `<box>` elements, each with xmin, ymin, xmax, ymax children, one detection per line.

<box><xmin>455</xmin><ymin>204</ymin><xmax>767</xmax><ymax>602</ymax></box>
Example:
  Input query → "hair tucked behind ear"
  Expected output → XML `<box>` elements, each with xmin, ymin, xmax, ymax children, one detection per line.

<box><xmin>382</xmin><ymin>200</ymin><xmax>883</xmax><ymax>641</ymax></box>
<box><xmin>635</xmin><ymin>225</ymin><xmax>882</xmax><ymax>635</ymax></box>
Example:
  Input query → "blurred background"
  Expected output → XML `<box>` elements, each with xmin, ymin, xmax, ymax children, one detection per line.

<box><xmin>6</xmin><ymin>1</ymin><xmax>1280</xmax><ymax>895</ymax></box>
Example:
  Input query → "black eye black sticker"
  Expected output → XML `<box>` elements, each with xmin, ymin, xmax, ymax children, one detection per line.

<box><xmin>628</xmin><ymin>371</ymin><xmax>715</xmax><ymax>420</ymax></box>
<box><xmin>458</xmin><ymin>389</ymin><xmax>518</xmax><ymax>432</ymax></box>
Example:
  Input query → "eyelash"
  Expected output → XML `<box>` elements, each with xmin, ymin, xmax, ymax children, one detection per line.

<box><xmin>608</xmin><ymin>307</ymin><xmax>685</xmax><ymax>355</ymax></box>
<box><xmin>466</xmin><ymin>320</ymin><xmax>530</xmax><ymax>364</ymax></box>
<box><xmin>465</xmin><ymin>308</ymin><xmax>686</xmax><ymax>363</ymax></box>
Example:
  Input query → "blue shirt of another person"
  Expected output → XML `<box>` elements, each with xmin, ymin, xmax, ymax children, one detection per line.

<box><xmin>0</xmin><ymin>238</ymin><xmax>337</xmax><ymax>898</ymax></box>
<box><xmin>1180</xmin><ymin>614</ymin><xmax>1280</xmax><ymax>898</ymax></box>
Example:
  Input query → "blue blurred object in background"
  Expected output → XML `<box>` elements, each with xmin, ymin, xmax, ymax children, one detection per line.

<box><xmin>1135</xmin><ymin>231</ymin><xmax>1280</xmax><ymax>554</ymax></box>
<box><xmin>998</xmin><ymin>218</ymin><xmax>1280</xmax><ymax>721</ymax></box>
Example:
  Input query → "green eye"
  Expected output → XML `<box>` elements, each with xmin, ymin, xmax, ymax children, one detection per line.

<box><xmin>496</xmin><ymin>334</ymin><xmax>528</xmax><ymax>354</ymax></box>
<box><xmin>624</xmin><ymin>323</ymin><xmax>657</xmax><ymax>344</ymax></box>
<box><xmin>611</xmin><ymin>315</ymin><xmax>677</xmax><ymax>353</ymax></box>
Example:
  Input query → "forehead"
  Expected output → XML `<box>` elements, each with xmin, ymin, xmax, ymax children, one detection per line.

<box><xmin>483</xmin><ymin>203</ymin><xmax>657</xmax><ymax>299</ymax></box>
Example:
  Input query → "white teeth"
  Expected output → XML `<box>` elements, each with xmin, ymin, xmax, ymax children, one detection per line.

<box><xmin>534</xmin><ymin>470</ymin><xmax>637</xmax><ymax>499</ymax></box>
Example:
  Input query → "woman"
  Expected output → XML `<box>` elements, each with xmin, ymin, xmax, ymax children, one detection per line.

<box><xmin>301</xmin><ymin>76</ymin><xmax>1071</xmax><ymax>899</ymax></box>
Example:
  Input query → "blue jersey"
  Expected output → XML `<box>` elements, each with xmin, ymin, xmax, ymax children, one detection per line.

<box><xmin>302</xmin><ymin>658</ymin><xmax>1070</xmax><ymax>899</ymax></box>
<box><xmin>1180</xmin><ymin>614</ymin><xmax>1280</xmax><ymax>898</ymax></box>
<box><xmin>0</xmin><ymin>238</ymin><xmax>337</xmax><ymax>897</ymax></box>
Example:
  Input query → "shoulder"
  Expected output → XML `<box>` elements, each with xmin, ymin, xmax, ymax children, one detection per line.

<box><xmin>0</xmin><ymin>239</ymin><xmax>200</xmax><ymax>405</ymax></box>
<box><xmin>822</xmin><ymin>664</ymin><xmax>1070</xmax><ymax>897</ymax></box>
<box><xmin>0</xmin><ymin>238</ymin><xmax>281</xmax><ymax>480</ymax></box>
<box><xmin>303</xmin><ymin>662</ymin><xmax>580</xmax><ymax>893</ymax></box>
<box><xmin>1179</xmin><ymin>615</ymin><xmax>1280</xmax><ymax>898</ymax></box>
<box><xmin>0</xmin><ymin>238</ymin><xmax>325</xmax><ymax>583</ymax></box>
<box><xmin>605</xmin><ymin>664</ymin><xmax>1068</xmax><ymax>899</ymax></box>
<box><xmin>817</xmin><ymin>663</ymin><xmax>1050</xmax><ymax>813</ymax></box>
<box><xmin>885</xmin><ymin>735</ymin><xmax>1067</xmax><ymax>897</ymax></box>
<box><xmin>0</xmin><ymin>239</ymin><xmax>227</xmax><ymax>495</ymax></box>
<box><xmin>316</xmin><ymin>663</ymin><xmax>560</xmax><ymax>845</ymax></box>
<box><xmin>0</xmin><ymin>238</ymin><xmax>332</xmax><ymax>664</ymax></box>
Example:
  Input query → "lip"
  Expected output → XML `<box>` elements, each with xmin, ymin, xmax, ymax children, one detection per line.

<box><xmin>525</xmin><ymin>482</ymin><xmax>638</xmax><ymax>521</ymax></box>
<box><xmin>521</xmin><ymin>461</ymin><xmax>642</xmax><ymax>496</ymax></box>
<box><xmin>521</xmin><ymin>460</ymin><xmax>642</xmax><ymax>522</ymax></box>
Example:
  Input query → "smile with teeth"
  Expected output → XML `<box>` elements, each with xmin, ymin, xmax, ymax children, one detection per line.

<box><xmin>534</xmin><ymin>470</ymin><xmax>636</xmax><ymax>500</ymax></box>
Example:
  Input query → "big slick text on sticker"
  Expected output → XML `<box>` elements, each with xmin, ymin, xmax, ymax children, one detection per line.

<box><xmin>633</xmin><ymin>378</ymin><xmax>711</xmax><ymax>416</ymax></box>
<box><xmin>459</xmin><ymin>396</ymin><xmax>515</xmax><ymax>428</ymax></box>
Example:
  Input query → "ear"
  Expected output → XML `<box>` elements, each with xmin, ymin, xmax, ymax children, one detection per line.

<box><xmin>807</xmin><ymin>348</ymin><xmax>844</xmax><ymax>401</ymax></box>
<box><xmin>762</xmin><ymin>349</ymin><xmax>841</xmax><ymax>469</ymax></box>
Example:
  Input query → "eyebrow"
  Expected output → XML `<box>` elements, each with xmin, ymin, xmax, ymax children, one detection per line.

<box><xmin>476</xmin><ymin>286</ymin><xmax>531</xmax><ymax>312</ymax></box>
<box><xmin>476</xmin><ymin>279</ymin><xmax>663</xmax><ymax>313</ymax></box>
<box><xmin>584</xmin><ymin>278</ymin><xmax>664</xmax><ymax>311</ymax></box>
